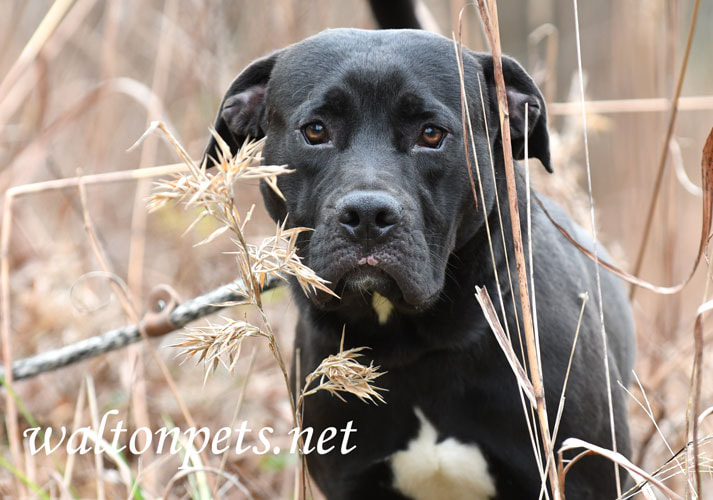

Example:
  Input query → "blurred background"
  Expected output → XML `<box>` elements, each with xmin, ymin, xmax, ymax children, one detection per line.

<box><xmin>1</xmin><ymin>0</ymin><xmax>712</xmax><ymax>498</ymax></box>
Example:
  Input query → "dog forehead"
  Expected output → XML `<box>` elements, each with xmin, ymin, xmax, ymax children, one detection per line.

<box><xmin>268</xmin><ymin>28</ymin><xmax>462</xmax><ymax>104</ymax></box>
<box><xmin>288</xmin><ymin>28</ymin><xmax>455</xmax><ymax>63</ymax></box>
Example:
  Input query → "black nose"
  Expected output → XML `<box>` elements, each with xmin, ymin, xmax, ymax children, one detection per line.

<box><xmin>337</xmin><ymin>191</ymin><xmax>402</xmax><ymax>243</ymax></box>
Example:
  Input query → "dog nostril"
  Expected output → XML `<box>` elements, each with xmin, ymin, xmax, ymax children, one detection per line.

<box><xmin>339</xmin><ymin>209</ymin><xmax>360</xmax><ymax>228</ymax></box>
<box><xmin>374</xmin><ymin>210</ymin><xmax>396</xmax><ymax>229</ymax></box>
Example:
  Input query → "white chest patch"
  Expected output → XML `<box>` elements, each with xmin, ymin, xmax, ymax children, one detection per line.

<box><xmin>390</xmin><ymin>409</ymin><xmax>496</xmax><ymax>500</ymax></box>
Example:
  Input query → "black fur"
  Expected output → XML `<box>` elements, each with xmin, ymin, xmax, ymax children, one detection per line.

<box><xmin>205</xmin><ymin>27</ymin><xmax>634</xmax><ymax>500</ymax></box>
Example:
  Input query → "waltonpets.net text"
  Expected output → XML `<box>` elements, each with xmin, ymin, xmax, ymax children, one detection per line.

<box><xmin>24</xmin><ymin>409</ymin><xmax>357</xmax><ymax>469</ymax></box>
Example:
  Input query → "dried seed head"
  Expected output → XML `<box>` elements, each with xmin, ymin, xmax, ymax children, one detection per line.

<box><xmin>302</xmin><ymin>333</ymin><xmax>386</xmax><ymax>405</ymax></box>
<box><xmin>146</xmin><ymin>124</ymin><xmax>333</xmax><ymax>299</ymax></box>
<box><xmin>173</xmin><ymin>318</ymin><xmax>265</xmax><ymax>377</ymax></box>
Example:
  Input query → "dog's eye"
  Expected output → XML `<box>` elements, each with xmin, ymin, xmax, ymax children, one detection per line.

<box><xmin>302</xmin><ymin>122</ymin><xmax>330</xmax><ymax>145</ymax></box>
<box><xmin>417</xmin><ymin>125</ymin><xmax>446</xmax><ymax>148</ymax></box>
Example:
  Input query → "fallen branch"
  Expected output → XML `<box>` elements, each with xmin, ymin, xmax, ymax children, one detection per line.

<box><xmin>0</xmin><ymin>276</ymin><xmax>281</xmax><ymax>381</ymax></box>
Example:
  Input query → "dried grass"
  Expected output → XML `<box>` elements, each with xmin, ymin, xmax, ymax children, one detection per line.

<box><xmin>299</xmin><ymin>332</ymin><xmax>386</xmax><ymax>407</ymax></box>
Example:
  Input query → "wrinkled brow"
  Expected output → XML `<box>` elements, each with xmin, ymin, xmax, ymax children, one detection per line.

<box><xmin>393</xmin><ymin>92</ymin><xmax>434</xmax><ymax>121</ymax></box>
<box><xmin>313</xmin><ymin>87</ymin><xmax>355</xmax><ymax>118</ymax></box>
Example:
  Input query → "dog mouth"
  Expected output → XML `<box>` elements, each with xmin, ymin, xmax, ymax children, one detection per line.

<box><xmin>305</xmin><ymin>225</ymin><xmax>445</xmax><ymax>313</ymax></box>
<box><xmin>340</xmin><ymin>262</ymin><xmax>402</xmax><ymax>301</ymax></box>
<box><xmin>312</xmin><ymin>251</ymin><xmax>423</xmax><ymax>312</ymax></box>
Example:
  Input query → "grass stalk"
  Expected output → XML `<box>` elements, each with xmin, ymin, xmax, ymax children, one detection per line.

<box><xmin>473</xmin><ymin>1</ymin><xmax>561</xmax><ymax>497</ymax></box>
<box><xmin>629</xmin><ymin>0</ymin><xmax>701</xmax><ymax>299</ymax></box>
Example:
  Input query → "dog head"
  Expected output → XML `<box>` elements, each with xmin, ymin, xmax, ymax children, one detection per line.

<box><xmin>205</xmin><ymin>29</ymin><xmax>550</xmax><ymax>316</ymax></box>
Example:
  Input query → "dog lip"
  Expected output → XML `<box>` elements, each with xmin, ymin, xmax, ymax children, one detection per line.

<box><xmin>340</xmin><ymin>266</ymin><xmax>400</xmax><ymax>299</ymax></box>
<box><xmin>311</xmin><ymin>249</ymin><xmax>437</xmax><ymax>310</ymax></box>
<box><xmin>336</xmin><ymin>253</ymin><xmax>423</xmax><ymax>307</ymax></box>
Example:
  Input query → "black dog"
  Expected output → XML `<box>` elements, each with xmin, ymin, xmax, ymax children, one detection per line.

<box><xmin>204</xmin><ymin>18</ymin><xmax>635</xmax><ymax>500</ymax></box>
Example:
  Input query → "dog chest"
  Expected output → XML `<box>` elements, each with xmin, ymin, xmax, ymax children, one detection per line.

<box><xmin>390</xmin><ymin>408</ymin><xmax>496</xmax><ymax>500</ymax></box>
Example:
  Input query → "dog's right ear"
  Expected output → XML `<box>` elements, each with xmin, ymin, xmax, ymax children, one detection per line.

<box><xmin>203</xmin><ymin>50</ymin><xmax>283</xmax><ymax>165</ymax></box>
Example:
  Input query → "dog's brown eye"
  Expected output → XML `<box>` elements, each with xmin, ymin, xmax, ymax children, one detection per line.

<box><xmin>417</xmin><ymin>125</ymin><xmax>446</xmax><ymax>148</ymax></box>
<box><xmin>302</xmin><ymin>122</ymin><xmax>329</xmax><ymax>145</ymax></box>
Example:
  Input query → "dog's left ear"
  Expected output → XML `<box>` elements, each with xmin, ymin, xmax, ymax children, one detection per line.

<box><xmin>478</xmin><ymin>54</ymin><xmax>553</xmax><ymax>173</ymax></box>
<box><xmin>203</xmin><ymin>49</ymin><xmax>284</xmax><ymax>165</ymax></box>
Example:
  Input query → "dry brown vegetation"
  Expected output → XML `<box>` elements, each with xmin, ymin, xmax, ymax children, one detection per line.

<box><xmin>1</xmin><ymin>1</ymin><xmax>713</xmax><ymax>499</ymax></box>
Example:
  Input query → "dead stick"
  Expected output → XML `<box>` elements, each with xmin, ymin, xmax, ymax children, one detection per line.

<box><xmin>0</xmin><ymin>277</ymin><xmax>280</xmax><ymax>381</ymax></box>
<box><xmin>474</xmin><ymin>1</ymin><xmax>562</xmax><ymax>498</ymax></box>
<box><xmin>629</xmin><ymin>0</ymin><xmax>701</xmax><ymax>299</ymax></box>
<box><xmin>548</xmin><ymin>95</ymin><xmax>713</xmax><ymax>116</ymax></box>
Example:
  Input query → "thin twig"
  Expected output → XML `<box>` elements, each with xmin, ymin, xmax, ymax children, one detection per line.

<box><xmin>571</xmin><ymin>0</ymin><xmax>621</xmax><ymax>493</ymax></box>
<box><xmin>473</xmin><ymin>1</ymin><xmax>561</xmax><ymax>497</ymax></box>
<box><xmin>78</xmin><ymin>179</ymin><xmax>218</xmax><ymax>487</ymax></box>
<box><xmin>125</xmin><ymin>2</ymin><xmax>176</xmax><ymax>492</ymax></box>
<box><xmin>451</xmin><ymin>25</ymin><xmax>546</xmax><ymax>484</ymax></box>
<box><xmin>629</xmin><ymin>0</ymin><xmax>702</xmax><ymax>299</ymax></box>
<box><xmin>687</xmin><ymin>199</ymin><xmax>713</xmax><ymax>498</ymax></box>
<box><xmin>0</xmin><ymin>0</ymin><xmax>97</xmax><ymax>148</ymax></box>
<box><xmin>1</xmin><ymin>192</ymin><xmax>24</xmax><ymax>494</ymax></box>
<box><xmin>61</xmin><ymin>377</ymin><xmax>86</xmax><ymax>492</ymax></box>
<box><xmin>85</xmin><ymin>376</ymin><xmax>106</xmax><ymax>500</ymax></box>
<box><xmin>0</xmin><ymin>0</ymin><xmax>77</xmax><ymax>123</ymax></box>
<box><xmin>5</xmin><ymin>163</ymin><xmax>187</xmax><ymax>197</ymax></box>
<box><xmin>162</xmin><ymin>466</ymin><xmax>252</xmax><ymax>500</ymax></box>
<box><xmin>548</xmin><ymin>95</ymin><xmax>713</xmax><ymax>116</ymax></box>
